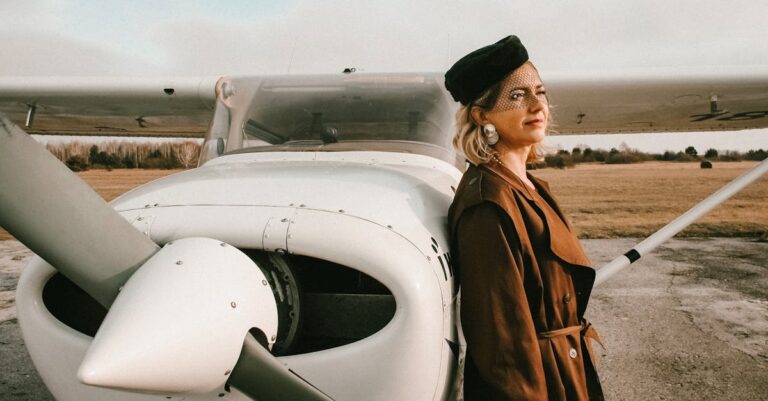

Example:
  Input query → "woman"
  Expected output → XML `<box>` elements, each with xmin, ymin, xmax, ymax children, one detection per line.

<box><xmin>445</xmin><ymin>36</ymin><xmax>604</xmax><ymax>401</ymax></box>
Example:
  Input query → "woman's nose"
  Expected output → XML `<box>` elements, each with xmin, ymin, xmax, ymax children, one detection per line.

<box><xmin>527</xmin><ymin>94</ymin><xmax>545</xmax><ymax>112</ymax></box>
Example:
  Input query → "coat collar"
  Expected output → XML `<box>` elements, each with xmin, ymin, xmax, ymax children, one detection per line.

<box><xmin>482</xmin><ymin>162</ymin><xmax>537</xmax><ymax>201</ymax></box>
<box><xmin>480</xmin><ymin>163</ymin><xmax>592</xmax><ymax>269</ymax></box>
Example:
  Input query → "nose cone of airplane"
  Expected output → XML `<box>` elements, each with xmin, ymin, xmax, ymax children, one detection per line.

<box><xmin>77</xmin><ymin>237</ymin><xmax>278</xmax><ymax>394</ymax></box>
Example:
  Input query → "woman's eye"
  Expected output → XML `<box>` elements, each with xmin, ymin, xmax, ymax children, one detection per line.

<box><xmin>510</xmin><ymin>92</ymin><xmax>525</xmax><ymax>100</ymax></box>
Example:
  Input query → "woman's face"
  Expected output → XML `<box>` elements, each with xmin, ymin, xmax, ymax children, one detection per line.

<box><xmin>477</xmin><ymin>62</ymin><xmax>549</xmax><ymax>150</ymax></box>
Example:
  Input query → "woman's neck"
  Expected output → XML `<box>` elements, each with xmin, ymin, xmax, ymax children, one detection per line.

<box><xmin>495</xmin><ymin>145</ymin><xmax>531</xmax><ymax>180</ymax></box>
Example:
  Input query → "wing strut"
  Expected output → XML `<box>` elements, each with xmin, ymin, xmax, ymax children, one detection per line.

<box><xmin>594</xmin><ymin>157</ymin><xmax>768</xmax><ymax>286</ymax></box>
<box><xmin>25</xmin><ymin>103</ymin><xmax>36</xmax><ymax>128</ymax></box>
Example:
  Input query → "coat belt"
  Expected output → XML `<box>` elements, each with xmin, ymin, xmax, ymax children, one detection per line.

<box><xmin>537</xmin><ymin>319</ymin><xmax>605</xmax><ymax>364</ymax></box>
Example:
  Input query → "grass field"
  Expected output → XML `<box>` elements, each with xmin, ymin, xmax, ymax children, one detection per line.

<box><xmin>534</xmin><ymin>161</ymin><xmax>767</xmax><ymax>238</ymax></box>
<box><xmin>0</xmin><ymin>162</ymin><xmax>765</xmax><ymax>240</ymax></box>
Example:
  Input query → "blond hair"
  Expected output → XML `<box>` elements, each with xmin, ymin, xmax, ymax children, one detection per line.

<box><xmin>452</xmin><ymin>103</ymin><xmax>547</xmax><ymax>166</ymax></box>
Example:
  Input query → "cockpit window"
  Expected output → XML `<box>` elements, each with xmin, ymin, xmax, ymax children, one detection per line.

<box><xmin>199</xmin><ymin>74</ymin><xmax>462</xmax><ymax>167</ymax></box>
<box><xmin>244</xmin><ymin>75</ymin><xmax>452</xmax><ymax>145</ymax></box>
<box><xmin>232</xmin><ymin>74</ymin><xmax>459</xmax><ymax>166</ymax></box>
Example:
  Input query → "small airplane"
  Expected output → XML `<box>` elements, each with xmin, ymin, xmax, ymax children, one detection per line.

<box><xmin>0</xmin><ymin>66</ymin><xmax>767</xmax><ymax>401</ymax></box>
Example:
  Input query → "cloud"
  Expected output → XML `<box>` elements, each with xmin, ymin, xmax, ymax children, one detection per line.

<box><xmin>149</xmin><ymin>0</ymin><xmax>453</xmax><ymax>75</ymax></box>
<box><xmin>0</xmin><ymin>0</ymin><xmax>63</xmax><ymax>31</ymax></box>
<box><xmin>147</xmin><ymin>0</ymin><xmax>768</xmax><ymax>76</ymax></box>
<box><xmin>0</xmin><ymin>0</ymin><xmax>163</xmax><ymax>75</ymax></box>
<box><xmin>0</xmin><ymin>31</ymin><xmax>161</xmax><ymax>76</ymax></box>
<box><xmin>449</xmin><ymin>0</ymin><xmax>768</xmax><ymax>71</ymax></box>
<box><xmin>1</xmin><ymin>0</ymin><xmax>766</xmax><ymax>76</ymax></box>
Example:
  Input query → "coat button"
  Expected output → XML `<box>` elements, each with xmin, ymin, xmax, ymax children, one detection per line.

<box><xmin>562</xmin><ymin>292</ymin><xmax>571</xmax><ymax>304</ymax></box>
<box><xmin>569</xmin><ymin>348</ymin><xmax>578</xmax><ymax>359</ymax></box>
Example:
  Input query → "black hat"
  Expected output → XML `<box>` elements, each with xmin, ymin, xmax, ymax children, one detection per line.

<box><xmin>444</xmin><ymin>35</ymin><xmax>529</xmax><ymax>105</ymax></box>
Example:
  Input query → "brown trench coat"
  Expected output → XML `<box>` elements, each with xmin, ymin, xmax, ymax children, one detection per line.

<box><xmin>448</xmin><ymin>163</ymin><xmax>604</xmax><ymax>401</ymax></box>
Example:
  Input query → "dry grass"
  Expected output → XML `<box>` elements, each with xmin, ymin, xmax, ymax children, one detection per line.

<box><xmin>1</xmin><ymin>162</ymin><xmax>766</xmax><ymax>241</ymax></box>
<box><xmin>74</xmin><ymin>169</ymin><xmax>183</xmax><ymax>202</ymax></box>
<box><xmin>533</xmin><ymin>161</ymin><xmax>768</xmax><ymax>238</ymax></box>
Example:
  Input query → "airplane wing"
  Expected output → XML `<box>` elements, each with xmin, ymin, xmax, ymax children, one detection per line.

<box><xmin>0</xmin><ymin>77</ymin><xmax>219</xmax><ymax>137</ymax></box>
<box><xmin>0</xmin><ymin>67</ymin><xmax>766</xmax><ymax>138</ymax></box>
<box><xmin>546</xmin><ymin>66</ymin><xmax>768</xmax><ymax>134</ymax></box>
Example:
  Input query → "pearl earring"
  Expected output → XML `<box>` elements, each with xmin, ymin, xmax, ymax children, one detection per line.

<box><xmin>483</xmin><ymin>123</ymin><xmax>499</xmax><ymax>145</ymax></box>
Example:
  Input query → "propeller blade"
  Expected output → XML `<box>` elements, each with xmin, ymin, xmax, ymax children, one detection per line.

<box><xmin>0</xmin><ymin>116</ymin><xmax>158</xmax><ymax>306</ymax></box>
<box><xmin>230</xmin><ymin>334</ymin><xmax>335</xmax><ymax>401</ymax></box>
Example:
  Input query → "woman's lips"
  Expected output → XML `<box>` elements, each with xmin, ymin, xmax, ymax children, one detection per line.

<box><xmin>525</xmin><ymin>119</ymin><xmax>545</xmax><ymax>126</ymax></box>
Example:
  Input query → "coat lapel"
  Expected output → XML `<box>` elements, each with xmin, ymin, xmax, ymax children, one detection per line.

<box><xmin>484</xmin><ymin>164</ymin><xmax>592</xmax><ymax>269</ymax></box>
<box><xmin>529</xmin><ymin>174</ymin><xmax>592</xmax><ymax>269</ymax></box>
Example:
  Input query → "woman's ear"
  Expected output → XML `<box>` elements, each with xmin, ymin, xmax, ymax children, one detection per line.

<box><xmin>470</xmin><ymin>106</ymin><xmax>487</xmax><ymax>126</ymax></box>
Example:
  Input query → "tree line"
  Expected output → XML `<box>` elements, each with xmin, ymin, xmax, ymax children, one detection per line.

<box><xmin>44</xmin><ymin>140</ymin><xmax>766</xmax><ymax>171</ymax></box>
<box><xmin>538</xmin><ymin>145</ymin><xmax>768</xmax><ymax>169</ymax></box>
<box><xmin>45</xmin><ymin>141</ymin><xmax>201</xmax><ymax>171</ymax></box>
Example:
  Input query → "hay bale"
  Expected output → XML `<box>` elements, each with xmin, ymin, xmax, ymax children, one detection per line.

<box><xmin>700</xmin><ymin>161</ymin><xmax>713</xmax><ymax>169</ymax></box>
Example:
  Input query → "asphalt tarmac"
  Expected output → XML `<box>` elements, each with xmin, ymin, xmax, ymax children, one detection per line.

<box><xmin>1</xmin><ymin>238</ymin><xmax>767</xmax><ymax>401</ymax></box>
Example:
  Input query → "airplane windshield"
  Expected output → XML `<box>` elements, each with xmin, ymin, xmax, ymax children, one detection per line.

<box><xmin>203</xmin><ymin>74</ymin><xmax>461</xmax><ymax>167</ymax></box>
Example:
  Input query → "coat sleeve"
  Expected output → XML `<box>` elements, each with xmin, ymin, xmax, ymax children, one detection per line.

<box><xmin>456</xmin><ymin>202</ymin><xmax>548</xmax><ymax>401</ymax></box>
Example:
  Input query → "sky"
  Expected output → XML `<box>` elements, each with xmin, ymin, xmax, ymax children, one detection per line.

<box><xmin>2</xmin><ymin>0</ymin><xmax>767</xmax><ymax>152</ymax></box>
